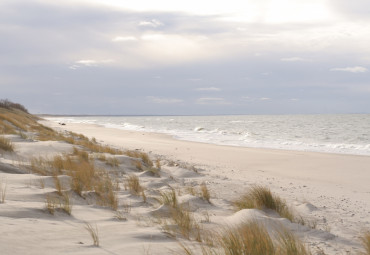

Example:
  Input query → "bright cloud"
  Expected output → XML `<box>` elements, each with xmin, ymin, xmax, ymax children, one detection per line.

<box><xmin>196</xmin><ymin>98</ymin><xmax>229</xmax><ymax>105</ymax></box>
<box><xmin>330</xmin><ymin>66</ymin><xmax>368</xmax><ymax>73</ymax></box>
<box><xmin>69</xmin><ymin>59</ymin><xmax>113</xmax><ymax>69</ymax></box>
<box><xmin>112</xmin><ymin>36</ymin><xmax>137</xmax><ymax>42</ymax></box>
<box><xmin>147</xmin><ymin>96</ymin><xmax>183</xmax><ymax>104</ymax></box>
<box><xmin>139</xmin><ymin>19</ymin><xmax>163</xmax><ymax>28</ymax></box>
<box><xmin>195</xmin><ymin>87</ymin><xmax>221</xmax><ymax>91</ymax></box>
<box><xmin>281</xmin><ymin>57</ymin><xmax>311</xmax><ymax>62</ymax></box>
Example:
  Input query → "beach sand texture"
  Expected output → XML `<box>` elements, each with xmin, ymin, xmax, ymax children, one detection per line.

<box><xmin>1</xmin><ymin>116</ymin><xmax>369</xmax><ymax>254</ymax></box>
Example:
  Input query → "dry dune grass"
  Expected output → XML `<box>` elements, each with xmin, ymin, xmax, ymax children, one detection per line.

<box><xmin>84</xmin><ymin>222</ymin><xmax>99</xmax><ymax>246</ymax></box>
<box><xmin>125</xmin><ymin>150</ymin><xmax>153</xmax><ymax>167</ymax></box>
<box><xmin>180</xmin><ymin>221</ymin><xmax>311</xmax><ymax>255</ymax></box>
<box><xmin>200</xmin><ymin>182</ymin><xmax>211</xmax><ymax>203</ymax></box>
<box><xmin>0</xmin><ymin>136</ymin><xmax>14</xmax><ymax>152</ymax></box>
<box><xmin>234</xmin><ymin>185</ymin><xmax>294</xmax><ymax>222</ymax></box>
<box><xmin>158</xmin><ymin>189</ymin><xmax>200</xmax><ymax>240</ymax></box>
<box><xmin>30</xmin><ymin>148</ymin><xmax>119</xmax><ymax>210</ymax></box>
<box><xmin>0</xmin><ymin>179</ymin><xmax>7</xmax><ymax>203</ymax></box>
<box><xmin>45</xmin><ymin>192</ymin><xmax>73</xmax><ymax>215</ymax></box>
<box><xmin>361</xmin><ymin>231</ymin><xmax>370</xmax><ymax>255</ymax></box>
<box><xmin>94</xmin><ymin>170</ymin><xmax>119</xmax><ymax>210</ymax></box>
<box><xmin>124</xmin><ymin>174</ymin><xmax>143</xmax><ymax>195</ymax></box>
<box><xmin>160</xmin><ymin>189</ymin><xmax>178</xmax><ymax>208</ymax></box>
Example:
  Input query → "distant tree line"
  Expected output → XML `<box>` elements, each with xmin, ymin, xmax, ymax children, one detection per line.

<box><xmin>0</xmin><ymin>99</ymin><xmax>29</xmax><ymax>113</ymax></box>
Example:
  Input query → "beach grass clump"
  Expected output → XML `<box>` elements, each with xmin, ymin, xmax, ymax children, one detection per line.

<box><xmin>72</xmin><ymin>147</ymin><xmax>89</xmax><ymax>161</ymax></box>
<box><xmin>30</xmin><ymin>157</ymin><xmax>51</xmax><ymax>175</ymax></box>
<box><xmin>124</xmin><ymin>174</ymin><xmax>143</xmax><ymax>195</ymax></box>
<box><xmin>275</xmin><ymin>228</ymin><xmax>311</xmax><ymax>255</ymax></box>
<box><xmin>105</xmin><ymin>156</ymin><xmax>119</xmax><ymax>168</ymax></box>
<box><xmin>0</xmin><ymin>136</ymin><xmax>14</xmax><ymax>152</ymax></box>
<box><xmin>53</xmin><ymin>176</ymin><xmax>64</xmax><ymax>195</ymax></box>
<box><xmin>159</xmin><ymin>189</ymin><xmax>200</xmax><ymax>240</ymax></box>
<box><xmin>30</xmin><ymin>152</ymin><xmax>120</xmax><ymax>209</ymax></box>
<box><xmin>168</xmin><ymin>205</ymin><xmax>195</xmax><ymax>240</ymax></box>
<box><xmin>179</xmin><ymin>222</ymin><xmax>310</xmax><ymax>255</ymax></box>
<box><xmin>234</xmin><ymin>185</ymin><xmax>294</xmax><ymax>221</ymax></box>
<box><xmin>219</xmin><ymin>221</ymin><xmax>275</xmax><ymax>255</ymax></box>
<box><xmin>94</xmin><ymin>171</ymin><xmax>118</xmax><ymax>210</ymax></box>
<box><xmin>200</xmin><ymin>182</ymin><xmax>211</xmax><ymax>203</ymax></box>
<box><xmin>69</xmin><ymin>160</ymin><xmax>95</xmax><ymax>196</ymax></box>
<box><xmin>361</xmin><ymin>231</ymin><xmax>370</xmax><ymax>255</ymax></box>
<box><xmin>84</xmin><ymin>222</ymin><xmax>99</xmax><ymax>246</ymax></box>
<box><xmin>45</xmin><ymin>192</ymin><xmax>73</xmax><ymax>215</ymax></box>
<box><xmin>125</xmin><ymin>150</ymin><xmax>153</xmax><ymax>167</ymax></box>
<box><xmin>160</xmin><ymin>189</ymin><xmax>178</xmax><ymax>208</ymax></box>
<box><xmin>0</xmin><ymin>179</ymin><xmax>7</xmax><ymax>203</ymax></box>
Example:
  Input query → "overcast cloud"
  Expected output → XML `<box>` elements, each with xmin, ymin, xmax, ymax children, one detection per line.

<box><xmin>0</xmin><ymin>0</ymin><xmax>369</xmax><ymax>114</ymax></box>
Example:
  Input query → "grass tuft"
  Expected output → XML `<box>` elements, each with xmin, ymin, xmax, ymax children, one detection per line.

<box><xmin>0</xmin><ymin>136</ymin><xmax>14</xmax><ymax>152</ymax></box>
<box><xmin>84</xmin><ymin>222</ymin><xmax>99</xmax><ymax>246</ymax></box>
<box><xmin>124</xmin><ymin>174</ymin><xmax>143</xmax><ymax>195</ymax></box>
<box><xmin>105</xmin><ymin>157</ymin><xmax>119</xmax><ymax>168</ymax></box>
<box><xmin>94</xmin><ymin>171</ymin><xmax>118</xmax><ymax>210</ymax></box>
<box><xmin>275</xmin><ymin>228</ymin><xmax>311</xmax><ymax>255</ymax></box>
<box><xmin>200</xmin><ymin>182</ymin><xmax>211</xmax><ymax>203</ymax></box>
<box><xmin>361</xmin><ymin>231</ymin><xmax>370</xmax><ymax>255</ymax></box>
<box><xmin>179</xmin><ymin>221</ymin><xmax>311</xmax><ymax>255</ymax></box>
<box><xmin>160</xmin><ymin>189</ymin><xmax>178</xmax><ymax>208</ymax></box>
<box><xmin>0</xmin><ymin>179</ymin><xmax>7</xmax><ymax>203</ymax></box>
<box><xmin>234</xmin><ymin>185</ymin><xmax>294</xmax><ymax>221</ymax></box>
<box><xmin>45</xmin><ymin>192</ymin><xmax>73</xmax><ymax>215</ymax></box>
<box><xmin>125</xmin><ymin>150</ymin><xmax>153</xmax><ymax>167</ymax></box>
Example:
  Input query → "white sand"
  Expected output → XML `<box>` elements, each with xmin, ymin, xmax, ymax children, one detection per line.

<box><xmin>1</xmin><ymin>120</ymin><xmax>369</xmax><ymax>254</ymax></box>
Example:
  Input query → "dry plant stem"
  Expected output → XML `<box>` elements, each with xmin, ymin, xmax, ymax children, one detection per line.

<box><xmin>0</xmin><ymin>179</ymin><xmax>7</xmax><ymax>203</ymax></box>
<box><xmin>85</xmin><ymin>222</ymin><xmax>99</xmax><ymax>247</ymax></box>
<box><xmin>361</xmin><ymin>231</ymin><xmax>370</xmax><ymax>255</ymax></box>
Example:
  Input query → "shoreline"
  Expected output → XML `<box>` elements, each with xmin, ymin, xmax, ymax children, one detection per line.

<box><xmin>44</xmin><ymin>115</ymin><xmax>370</xmax><ymax>157</ymax></box>
<box><xmin>43</xmin><ymin>119</ymin><xmax>370</xmax><ymax>201</ymax></box>
<box><xmin>1</xmin><ymin>115</ymin><xmax>369</xmax><ymax>254</ymax></box>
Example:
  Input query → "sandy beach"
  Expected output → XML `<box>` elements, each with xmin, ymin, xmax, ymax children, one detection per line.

<box><xmin>1</xmin><ymin>116</ymin><xmax>369</xmax><ymax>254</ymax></box>
<box><xmin>45</xmin><ymin>120</ymin><xmax>370</xmax><ymax>253</ymax></box>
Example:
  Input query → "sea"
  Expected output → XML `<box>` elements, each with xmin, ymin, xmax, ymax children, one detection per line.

<box><xmin>46</xmin><ymin>114</ymin><xmax>370</xmax><ymax>156</ymax></box>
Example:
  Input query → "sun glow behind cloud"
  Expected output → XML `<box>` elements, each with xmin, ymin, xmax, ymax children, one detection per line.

<box><xmin>86</xmin><ymin>0</ymin><xmax>333</xmax><ymax>23</ymax></box>
<box><xmin>1</xmin><ymin>0</ymin><xmax>370</xmax><ymax>114</ymax></box>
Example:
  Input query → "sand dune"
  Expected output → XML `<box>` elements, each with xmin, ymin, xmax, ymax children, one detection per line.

<box><xmin>0</xmin><ymin>119</ymin><xmax>369</xmax><ymax>254</ymax></box>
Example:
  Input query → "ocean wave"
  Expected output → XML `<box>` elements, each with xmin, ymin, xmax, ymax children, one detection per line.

<box><xmin>45</xmin><ymin>114</ymin><xmax>370</xmax><ymax>156</ymax></box>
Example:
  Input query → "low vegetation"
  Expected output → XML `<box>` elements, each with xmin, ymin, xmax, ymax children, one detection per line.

<box><xmin>30</xmin><ymin>149</ymin><xmax>118</xmax><ymax>210</ymax></box>
<box><xmin>0</xmin><ymin>99</ymin><xmax>29</xmax><ymax>113</ymax></box>
<box><xmin>45</xmin><ymin>192</ymin><xmax>73</xmax><ymax>215</ymax></box>
<box><xmin>234</xmin><ymin>185</ymin><xmax>294</xmax><ymax>222</ymax></box>
<box><xmin>0</xmin><ymin>179</ymin><xmax>7</xmax><ymax>203</ymax></box>
<box><xmin>84</xmin><ymin>222</ymin><xmax>100</xmax><ymax>247</ymax></box>
<box><xmin>0</xmin><ymin>136</ymin><xmax>14</xmax><ymax>152</ymax></box>
<box><xmin>124</xmin><ymin>174</ymin><xmax>143</xmax><ymax>195</ymax></box>
<box><xmin>180</xmin><ymin>221</ymin><xmax>311</xmax><ymax>255</ymax></box>
<box><xmin>125</xmin><ymin>150</ymin><xmax>153</xmax><ymax>167</ymax></box>
<box><xmin>200</xmin><ymin>182</ymin><xmax>211</xmax><ymax>203</ymax></box>
<box><xmin>361</xmin><ymin>231</ymin><xmax>370</xmax><ymax>255</ymax></box>
<box><xmin>1</xmin><ymin>100</ymin><xmax>363</xmax><ymax>254</ymax></box>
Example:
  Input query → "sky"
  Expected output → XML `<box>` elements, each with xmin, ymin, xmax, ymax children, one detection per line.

<box><xmin>1</xmin><ymin>0</ymin><xmax>370</xmax><ymax>115</ymax></box>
